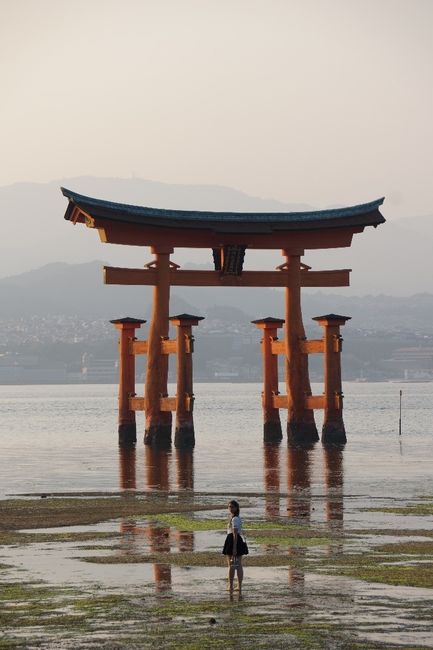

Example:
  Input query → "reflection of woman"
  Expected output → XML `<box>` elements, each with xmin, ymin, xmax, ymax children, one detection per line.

<box><xmin>222</xmin><ymin>499</ymin><xmax>248</xmax><ymax>593</ymax></box>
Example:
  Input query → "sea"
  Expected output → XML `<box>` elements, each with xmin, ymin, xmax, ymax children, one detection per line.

<box><xmin>0</xmin><ymin>382</ymin><xmax>432</xmax><ymax>500</ymax></box>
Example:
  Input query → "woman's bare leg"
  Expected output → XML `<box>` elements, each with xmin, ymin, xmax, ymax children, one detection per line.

<box><xmin>237</xmin><ymin>557</ymin><xmax>244</xmax><ymax>594</ymax></box>
<box><xmin>226</xmin><ymin>557</ymin><xmax>235</xmax><ymax>591</ymax></box>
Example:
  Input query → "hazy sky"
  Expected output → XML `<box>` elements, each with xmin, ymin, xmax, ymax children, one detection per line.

<box><xmin>1</xmin><ymin>0</ymin><xmax>433</xmax><ymax>218</ymax></box>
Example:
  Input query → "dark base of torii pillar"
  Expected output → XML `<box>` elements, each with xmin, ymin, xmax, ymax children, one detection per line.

<box><xmin>264</xmin><ymin>421</ymin><xmax>283</xmax><ymax>443</ymax></box>
<box><xmin>144</xmin><ymin>425</ymin><xmax>172</xmax><ymax>448</ymax></box>
<box><xmin>287</xmin><ymin>419</ymin><xmax>319</xmax><ymax>447</ymax></box>
<box><xmin>322</xmin><ymin>420</ymin><xmax>347</xmax><ymax>445</ymax></box>
<box><xmin>118</xmin><ymin>423</ymin><xmax>138</xmax><ymax>446</ymax></box>
<box><xmin>174</xmin><ymin>425</ymin><xmax>195</xmax><ymax>448</ymax></box>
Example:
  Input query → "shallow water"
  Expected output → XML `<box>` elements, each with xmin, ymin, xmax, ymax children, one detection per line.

<box><xmin>1</xmin><ymin>382</ymin><xmax>432</xmax><ymax>648</ymax></box>
<box><xmin>0</xmin><ymin>381</ymin><xmax>432</xmax><ymax>499</ymax></box>
<box><xmin>2</xmin><ymin>524</ymin><xmax>432</xmax><ymax>647</ymax></box>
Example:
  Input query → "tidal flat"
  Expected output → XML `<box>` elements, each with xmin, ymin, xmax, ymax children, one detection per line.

<box><xmin>0</xmin><ymin>493</ymin><xmax>432</xmax><ymax>649</ymax></box>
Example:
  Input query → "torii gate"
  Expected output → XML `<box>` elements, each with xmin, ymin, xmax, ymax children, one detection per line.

<box><xmin>61</xmin><ymin>188</ymin><xmax>385</xmax><ymax>448</ymax></box>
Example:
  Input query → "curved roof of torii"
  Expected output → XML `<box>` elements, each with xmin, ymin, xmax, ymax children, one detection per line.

<box><xmin>62</xmin><ymin>187</ymin><xmax>385</xmax><ymax>233</ymax></box>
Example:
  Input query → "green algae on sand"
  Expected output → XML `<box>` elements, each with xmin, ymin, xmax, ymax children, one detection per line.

<box><xmin>79</xmin><ymin>551</ymin><xmax>298</xmax><ymax>567</ymax></box>
<box><xmin>0</xmin><ymin>530</ymin><xmax>120</xmax><ymax>546</ymax></box>
<box><xmin>0</xmin><ymin>496</ymin><xmax>224</xmax><ymax>530</ymax></box>
<box><xmin>335</xmin><ymin>563</ymin><xmax>433</xmax><ymax>589</ymax></box>
<box><xmin>250</xmin><ymin>534</ymin><xmax>334</xmax><ymax>547</ymax></box>
<box><xmin>320</xmin><ymin>546</ymin><xmax>433</xmax><ymax>589</ymax></box>
<box><xmin>376</xmin><ymin>540</ymin><xmax>433</xmax><ymax>555</ymax></box>
<box><xmin>147</xmin><ymin>512</ymin><xmax>311</xmax><ymax>533</ymax></box>
<box><xmin>365</xmin><ymin>502</ymin><xmax>433</xmax><ymax>516</ymax></box>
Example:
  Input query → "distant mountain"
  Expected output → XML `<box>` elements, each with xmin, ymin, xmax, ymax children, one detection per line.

<box><xmin>2</xmin><ymin>261</ymin><xmax>433</xmax><ymax>332</ymax></box>
<box><xmin>1</xmin><ymin>176</ymin><xmax>432</xmax><ymax>295</ymax></box>
<box><xmin>0</xmin><ymin>177</ymin><xmax>310</xmax><ymax>280</ymax></box>
<box><xmin>0</xmin><ymin>261</ymin><xmax>193</xmax><ymax>319</ymax></box>
<box><xmin>304</xmin><ymin>215</ymin><xmax>433</xmax><ymax>296</ymax></box>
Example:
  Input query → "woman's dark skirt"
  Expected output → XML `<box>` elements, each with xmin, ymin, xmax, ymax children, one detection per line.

<box><xmin>222</xmin><ymin>533</ymin><xmax>249</xmax><ymax>556</ymax></box>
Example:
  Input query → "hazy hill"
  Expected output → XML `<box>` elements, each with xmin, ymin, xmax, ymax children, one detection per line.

<box><xmin>0</xmin><ymin>177</ymin><xmax>309</xmax><ymax>279</ymax></box>
<box><xmin>1</xmin><ymin>176</ymin><xmax>432</xmax><ymax>295</ymax></box>
<box><xmin>2</xmin><ymin>261</ymin><xmax>433</xmax><ymax>332</ymax></box>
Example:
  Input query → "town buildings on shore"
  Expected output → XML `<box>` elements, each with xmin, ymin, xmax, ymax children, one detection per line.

<box><xmin>2</xmin><ymin>313</ymin><xmax>433</xmax><ymax>384</ymax></box>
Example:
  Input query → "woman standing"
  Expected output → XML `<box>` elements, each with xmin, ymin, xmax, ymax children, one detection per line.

<box><xmin>222</xmin><ymin>499</ymin><xmax>248</xmax><ymax>594</ymax></box>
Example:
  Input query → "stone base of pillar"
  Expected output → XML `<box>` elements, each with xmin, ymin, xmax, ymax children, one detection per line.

<box><xmin>264</xmin><ymin>420</ymin><xmax>283</xmax><ymax>443</ymax></box>
<box><xmin>144</xmin><ymin>424</ymin><xmax>172</xmax><ymax>447</ymax></box>
<box><xmin>118</xmin><ymin>422</ymin><xmax>136</xmax><ymax>446</ymax></box>
<box><xmin>287</xmin><ymin>418</ymin><xmax>319</xmax><ymax>446</ymax></box>
<box><xmin>174</xmin><ymin>424</ymin><xmax>195</xmax><ymax>448</ymax></box>
<box><xmin>322</xmin><ymin>420</ymin><xmax>347</xmax><ymax>445</ymax></box>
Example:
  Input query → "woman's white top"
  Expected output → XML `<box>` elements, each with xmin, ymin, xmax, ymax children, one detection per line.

<box><xmin>227</xmin><ymin>515</ymin><xmax>243</xmax><ymax>535</ymax></box>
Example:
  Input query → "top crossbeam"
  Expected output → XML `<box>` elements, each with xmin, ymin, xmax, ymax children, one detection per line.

<box><xmin>62</xmin><ymin>188</ymin><xmax>385</xmax><ymax>251</ymax></box>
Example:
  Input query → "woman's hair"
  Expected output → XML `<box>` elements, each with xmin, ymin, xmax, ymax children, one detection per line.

<box><xmin>228</xmin><ymin>499</ymin><xmax>240</xmax><ymax>516</ymax></box>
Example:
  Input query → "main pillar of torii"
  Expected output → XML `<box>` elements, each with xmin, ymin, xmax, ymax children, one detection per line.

<box><xmin>60</xmin><ymin>188</ymin><xmax>385</xmax><ymax>446</ymax></box>
<box><xmin>143</xmin><ymin>246</ymin><xmax>173</xmax><ymax>446</ymax></box>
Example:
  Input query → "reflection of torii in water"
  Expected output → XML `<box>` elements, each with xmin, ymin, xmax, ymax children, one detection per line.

<box><xmin>263</xmin><ymin>443</ymin><xmax>345</xmax><ymax>589</ymax></box>
<box><xmin>61</xmin><ymin>189</ymin><xmax>385</xmax><ymax>448</ymax></box>
<box><xmin>118</xmin><ymin>446</ymin><xmax>195</xmax><ymax>592</ymax></box>
<box><xmin>118</xmin><ymin>443</ymin><xmax>344</xmax><ymax>593</ymax></box>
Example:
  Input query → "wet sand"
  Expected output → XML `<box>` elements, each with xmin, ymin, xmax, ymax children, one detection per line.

<box><xmin>0</xmin><ymin>486</ymin><xmax>432</xmax><ymax>648</ymax></box>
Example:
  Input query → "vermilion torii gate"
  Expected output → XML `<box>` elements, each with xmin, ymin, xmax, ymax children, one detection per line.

<box><xmin>61</xmin><ymin>188</ymin><xmax>385</xmax><ymax>448</ymax></box>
